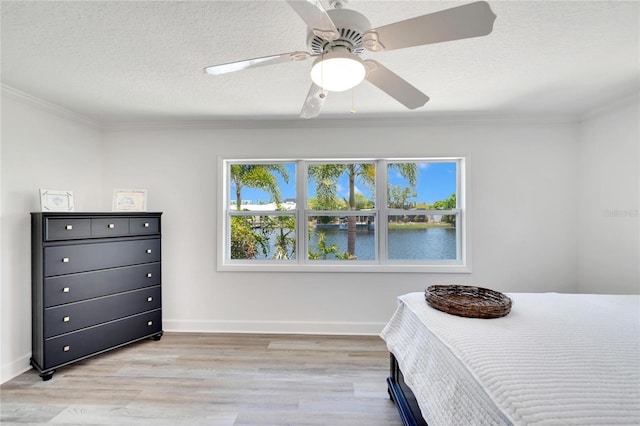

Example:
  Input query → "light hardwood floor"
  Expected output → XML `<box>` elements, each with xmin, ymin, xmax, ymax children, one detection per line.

<box><xmin>1</xmin><ymin>333</ymin><xmax>402</xmax><ymax>425</ymax></box>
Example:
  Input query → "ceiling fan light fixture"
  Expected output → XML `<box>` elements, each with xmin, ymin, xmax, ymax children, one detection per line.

<box><xmin>310</xmin><ymin>49</ymin><xmax>366</xmax><ymax>92</ymax></box>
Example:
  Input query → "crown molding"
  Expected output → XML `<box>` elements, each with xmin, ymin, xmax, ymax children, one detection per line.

<box><xmin>102</xmin><ymin>111</ymin><xmax>579</xmax><ymax>131</ymax></box>
<box><xmin>1</xmin><ymin>84</ymin><xmax>101</xmax><ymax>129</ymax></box>
<box><xmin>9</xmin><ymin>83</ymin><xmax>636</xmax><ymax>132</ymax></box>
<box><xmin>579</xmin><ymin>91</ymin><xmax>640</xmax><ymax>122</ymax></box>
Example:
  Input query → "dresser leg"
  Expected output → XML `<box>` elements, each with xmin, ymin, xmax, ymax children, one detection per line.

<box><xmin>153</xmin><ymin>332</ymin><xmax>163</xmax><ymax>341</ymax></box>
<box><xmin>40</xmin><ymin>370</ymin><xmax>55</xmax><ymax>381</ymax></box>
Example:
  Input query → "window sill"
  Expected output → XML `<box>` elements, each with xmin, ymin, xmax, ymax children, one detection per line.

<box><xmin>217</xmin><ymin>263</ymin><xmax>471</xmax><ymax>274</ymax></box>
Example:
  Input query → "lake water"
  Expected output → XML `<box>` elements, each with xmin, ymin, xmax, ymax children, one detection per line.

<box><xmin>308</xmin><ymin>227</ymin><xmax>457</xmax><ymax>260</ymax></box>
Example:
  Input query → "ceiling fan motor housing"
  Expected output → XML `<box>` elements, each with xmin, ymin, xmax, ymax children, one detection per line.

<box><xmin>307</xmin><ymin>8</ymin><xmax>371</xmax><ymax>55</ymax></box>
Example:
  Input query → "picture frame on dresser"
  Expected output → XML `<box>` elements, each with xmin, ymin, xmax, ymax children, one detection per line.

<box><xmin>112</xmin><ymin>189</ymin><xmax>147</xmax><ymax>211</ymax></box>
<box><xmin>30</xmin><ymin>212</ymin><xmax>163</xmax><ymax>380</ymax></box>
<box><xmin>39</xmin><ymin>189</ymin><xmax>74</xmax><ymax>212</ymax></box>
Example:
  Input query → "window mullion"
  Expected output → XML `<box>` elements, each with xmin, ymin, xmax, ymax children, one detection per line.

<box><xmin>457</xmin><ymin>158</ymin><xmax>464</xmax><ymax>263</ymax></box>
<box><xmin>377</xmin><ymin>159</ymin><xmax>388</xmax><ymax>264</ymax></box>
<box><xmin>298</xmin><ymin>159</ymin><xmax>307</xmax><ymax>265</ymax></box>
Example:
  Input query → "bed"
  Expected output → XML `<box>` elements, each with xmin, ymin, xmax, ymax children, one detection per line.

<box><xmin>381</xmin><ymin>292</ymin><xmax>640</xmax><ymax>425</ymax></box>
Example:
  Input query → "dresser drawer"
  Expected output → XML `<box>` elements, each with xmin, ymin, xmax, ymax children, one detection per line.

<box><xmin>44</xmin><ymin>263</ymin><xmax>161</xmax><ymax>308</ymax></box>
<box><xmin>45</xmin><ymin>218</ymin><xmax>91</xmax><ymax>241</ymax></box>
<box><xmin>44</xmin><ymin>286</ymin><xmax>161</xmax><ymax>338</ymax></box>
<box><xmin>130</xmin><ymin>217</ymin><xmax>160</xmax><ymax>235</ymax></box>
<box><xmin>43</xmin><ymin>309</ymin><xmax>162</xmax><ymax>369</ymax></box>
<box><xmin>91</xmin><ymin>218</ymin><xmax>129</xmax><ymax>237</ymax></box>
<box><xmin>44</xmin><ymin>238</ymin><xmax>160</xmax><ymax>276</ymax></box>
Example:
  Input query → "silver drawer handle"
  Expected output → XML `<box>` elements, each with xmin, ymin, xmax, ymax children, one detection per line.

<box><xmin>62</xmin><ymin>257</ymin><xmax>70</xmax><ymax>263</ymax></box>
<box><xmin>63</xmin><ymin>316</ymin><xmax>70</xmax><ymax>322</ymax></box>
<box><xmin>63</xmin><ymin>345</ymin><xmax>70</xmax><ymax>352</ymax></box>
<box><xmin>63</xmin><ymin>287</ymin><xmax>70</xmax><ymax>293</ymax></box>
<box><xmin>107</xmin><ymin>223</ymin><xmax>115</xmax><ymax>229</ymax></box>
<box><xmin>147</xmin><ymin>321</ymin><xmax>153</xmax><ymax>326</ymax></box>
<box><xmin>147</xmin><ymin>273</ymin><xmax>152</xmax><ymax>278</ymax></box>
<box><xmin>65</xmin><ymin>224</ymin><xmax>73</xmax><ymax>230</ymax></box>
<box><xmin>146</xmin><ymin>249</ymin><xmax>152</xmax><ymax>254</ymax></box>
<box><xmin>144</xmin><ymin>222</ymin><xmax>150</xmax><ymax>228</ymax></box>
<box><xmin>147</xmin><ymin>297</ymin><xmax>153</xmax><ymax>302</ymax></box>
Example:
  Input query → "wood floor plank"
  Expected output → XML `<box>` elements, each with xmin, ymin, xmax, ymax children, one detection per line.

<box><xmin>1</xmin><ymin>333</ymin><xmax>400</xmax><ymax>425</ymax></box>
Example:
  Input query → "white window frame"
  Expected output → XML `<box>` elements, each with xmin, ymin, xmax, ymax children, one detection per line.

<box><xmin>218</xmin><ymin>157</ymin><xmax>471</xmax><ymax>273</ymax></box>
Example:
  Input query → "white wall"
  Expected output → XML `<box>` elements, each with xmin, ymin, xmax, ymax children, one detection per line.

<box><xmin>101</xmin><ymin>120</ymin><xmax>579</xmax><ymax>335</ymax></box>
<box><xmin>0</xmin><ymin>92</ymin><xmax>104</xmax><ymax>383</ymax></box>
<box><xmin>3</xmin><ymin>89</ymin><xmax>636</xmax><ymax>384</ymax></box>
<box><xmin>578</xmin><ymin>96</ymin><xmax>640</xmax><ymax>294</ymax></box>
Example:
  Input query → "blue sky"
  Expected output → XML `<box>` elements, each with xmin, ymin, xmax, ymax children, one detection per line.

<box><xmin>231</xmin><ymin>162</ymin><xmax>456</xmax><ymax>205</ymax></box>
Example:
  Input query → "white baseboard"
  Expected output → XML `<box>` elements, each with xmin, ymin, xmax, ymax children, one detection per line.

<box><xmin>1</xmin><ymin>353</ymin><xmax>32</xmax><ymax>385</ymax></box>
<box><xmin>163</xmin><ymin>319</ymin><xmax>386</xmax><ymax>336</ymax></box>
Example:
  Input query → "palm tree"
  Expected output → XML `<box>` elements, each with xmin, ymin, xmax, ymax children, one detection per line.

<box><xmin>230</xmin><ymin>164</ymin><xmax>289</xmax><ymax>209</ymax></box>
<box><xmin>308</xmin><ymin>163</ymin><xmax>417</xmax><ymax>258</ymax></box>
<box><xmin>307</xmin><ymin>164</ymin><xmax>345</xmax><ymax>211</ymax></box>
<box><xmin>260</xmin><ymin>215</ymin><xmax>296</xmax><ymax>259</ymax></box>
<box><xmin>343</xmin><ymin>164</ymin><xmax>375</xmax><ymax>256</ymax></box>
<box><xmin>229</xmin><ymin>164</ymin><xmax>290</xmax><ymax>259</ymax></box>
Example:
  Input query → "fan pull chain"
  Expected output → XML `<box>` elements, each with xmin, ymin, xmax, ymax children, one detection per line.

<box><xmin>320</xmin><ymin>52</ymin><xmax>326</xmax><ymax>98</ymax></box>
<box><xmin>350</xmin><ymin>87</ymin><xmax>356</xmax><ymax>114</ymax></box>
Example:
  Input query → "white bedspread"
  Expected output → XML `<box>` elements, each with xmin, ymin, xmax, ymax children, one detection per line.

<box><xmin>380</xmin><ymin>292</ymin><xmax>640</xmax><ymax>425</ymax></box>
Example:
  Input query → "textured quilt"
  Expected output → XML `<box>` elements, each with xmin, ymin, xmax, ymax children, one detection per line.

<box><xmin>381</xmin><ymin>292</ymin><xmax>640</xmax><ymax>425</ymax></box>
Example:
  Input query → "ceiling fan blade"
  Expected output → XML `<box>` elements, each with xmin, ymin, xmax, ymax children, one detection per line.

<box><xmin>286</xmin><ymin>0</ymin><xmax>339</xmax><ymax>41</ymax></box>
<box><xmin>204</xmin><ymin>51</ymin><xmax>311</xmax><ymax>75</ymax></box>
<box><xmin>364</xmin><ymin>60</ymin><xmax>429</xmax><ymax>110</ymax></box>
<box><xmin>364</xmin><ymin>1</ymin><xmax>496</xmax><ymax>52</ymax></box>
<box><xmin>300</xmin><ymin>83</ymin><xmax>327</xmax><ymax>119</ymax></box>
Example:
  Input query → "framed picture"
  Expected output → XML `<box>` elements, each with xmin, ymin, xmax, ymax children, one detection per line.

<box><xmin>112</xmin><ymin>189</ymin><xmax>147</xmax><ymax>211</ymax></box>
<box><xmin>40</xmin><ymin>189</ymin><xmax>74</xmax><ymax>212</ymax></box>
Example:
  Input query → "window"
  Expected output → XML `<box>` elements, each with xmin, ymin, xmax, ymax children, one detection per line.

<box><xmin>220</xmin><ymin>158</ymin><xmax>468</xmax><ymax>272</ymax></box>
<box><xmin>227</xmin><ymin>163</ymin><xmax>297</xmax><ymax>261</ymax></box>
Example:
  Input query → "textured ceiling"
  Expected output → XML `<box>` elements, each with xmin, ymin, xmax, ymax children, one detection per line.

<box><xmin>1</xmin><ymin>1</ymin><xmax>639</xmax><ymax>125</ymax></box>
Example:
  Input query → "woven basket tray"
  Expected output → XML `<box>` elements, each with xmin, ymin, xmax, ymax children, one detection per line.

<box><xmin>425</xmin><ymin>285</ymin><xmax>512</xmax><ymax>318</ymax></box>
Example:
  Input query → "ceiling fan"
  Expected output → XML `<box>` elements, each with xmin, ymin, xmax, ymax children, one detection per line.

<box><xmin>204</xmin><ymin>0</ymin><xmax>496</xmax><ymax>118</ymax></box>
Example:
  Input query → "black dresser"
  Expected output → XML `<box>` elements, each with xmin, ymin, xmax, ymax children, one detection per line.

<box><xmin>30</xmin><ymin>212</ymin><xmax>163</xmax><ymax>380</ymax></box>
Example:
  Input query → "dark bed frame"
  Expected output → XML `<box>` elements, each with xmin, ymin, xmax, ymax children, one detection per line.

<box><xmin>387</xmin><ymin>353</ymin><xmax>428</xmax><ymax>426</ymax></box>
